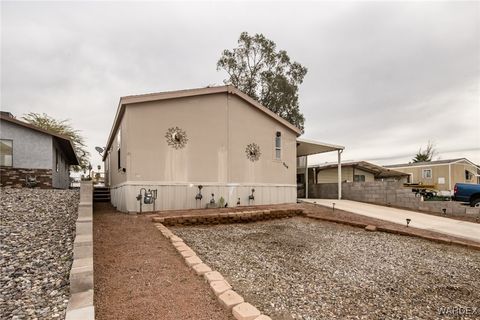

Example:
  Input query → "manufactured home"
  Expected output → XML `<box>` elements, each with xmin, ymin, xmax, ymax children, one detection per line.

<box><xmin>103</xmin><ymin>86</ymin><xmax>344</xmax><ymax>212</ymax></box>
<box><xmin>385</xmin><ymin>158</ymin><xmax>479</xmax><ymax>193</ymax></box>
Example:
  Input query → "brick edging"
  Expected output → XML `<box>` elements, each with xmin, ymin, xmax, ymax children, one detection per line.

<box><xmin>305</xmin><ymin>214</ymin><xmax>480</xmax><ymax>251</ymax></box>
<box><xmin>65</xmin><ymin>181</ymin><xmax>95</xmax><ymax>320</ymax></box>
<box><xmin>154</xmin><ymin>223</ymin><xmax>272</xmax><ymax>320</ymax></box>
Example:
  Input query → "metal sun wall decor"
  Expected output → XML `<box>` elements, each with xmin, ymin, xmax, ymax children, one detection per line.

<box><xmin>165</xmin><ymin>127</ymin><xmax>188</xmax><ymax>149</ymax></box>
<box><xmin>245</xmin><ymin>143</ymin><xmax>261</xmax><ymax>162</ymax></box>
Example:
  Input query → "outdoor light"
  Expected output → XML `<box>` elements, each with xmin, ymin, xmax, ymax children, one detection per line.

<box><xmin>406</xmin><ymin>218</ymin><xmax>411</xmax><ymax>227</ymax></box>
<box><xmin>249</xmin><ymin>188</ymin><xmax>255</xmax><ymax>202</ymax></box>
<box><xmin>332</xmin><ymin>202</ymin><xmax>336</xmax><ymax>212</ymax></box>
<box><xmin>442</xmin><ymin>208</ymin><xmax>447</xmax><ymax>215</ymax></box>
<box><xmin>237</xmin><ymin>198</ymin><xmax>241</xmax><ymax>206</ymax></box>
<box><xmin>195</xmin><ymin>185</ymin><xmax>203</xmax><ymax>201</ymax></box>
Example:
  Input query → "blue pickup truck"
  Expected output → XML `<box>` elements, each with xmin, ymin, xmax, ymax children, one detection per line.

<box><xmin>454</xmin><ymin>183</ymin><xmax>480</xmax><ymax>207</ymax></box>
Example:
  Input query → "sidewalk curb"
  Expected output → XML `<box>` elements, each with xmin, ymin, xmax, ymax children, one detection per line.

<box><xmin>305</xmin><ymin>213</ymin><xmax>480</xmax><ymax>251</ymax></box>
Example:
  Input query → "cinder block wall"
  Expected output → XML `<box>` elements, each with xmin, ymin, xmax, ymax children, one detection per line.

<box><xmin>311</xmin><ymin>181</ymin><xmax>475</xmax><ymax>215</ymax></box>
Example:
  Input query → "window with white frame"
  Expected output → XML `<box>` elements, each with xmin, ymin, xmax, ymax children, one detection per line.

<box><xmin>422</xmin><ymin>168</ymin><xmax>432</xmax><ymax>179</ymax></box>
<box><xmin>0</xmin><ymin>139</ymin><xmax>13</xmax><ymax>167</ymax></box>
<box><xmin>275</xmin><ymin>131</ymin><xmax>281</xmax><ymax>160</ymax></box>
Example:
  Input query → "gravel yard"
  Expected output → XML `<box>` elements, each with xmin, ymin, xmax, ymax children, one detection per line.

<box><xmin>0</xmin><ymin>188</ymin><xmax>79</xmax><ymax>319</ymax></box>
<box><xmin>171</xmin><ymin>217</ymin><xmax>480</xmax><ymax>320</ymax></box>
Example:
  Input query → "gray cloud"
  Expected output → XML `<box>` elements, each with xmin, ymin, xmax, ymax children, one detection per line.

<box><xmin>1</xmin><ymin>1</ymin><xmax>479</xmax><ymax>169</ymax></box>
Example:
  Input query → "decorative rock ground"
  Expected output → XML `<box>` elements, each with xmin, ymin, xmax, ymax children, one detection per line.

<box><xmin>0</xmin><ymin>188</ymin><xmax>79</xmax><ymax>320</ymax></box>
<box><xmin>171</xmin><ymin>217</ymin><xmax>480</xmax><ymax>319</ymax></box>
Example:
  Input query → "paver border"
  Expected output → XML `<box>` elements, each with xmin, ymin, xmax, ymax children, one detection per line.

<box><xmin>154</xmin><ymin>222</ymin><xmax>272</xmax><ymax>320</ymax></box>
<box><xmin>305</xmin><ymin>213</ymin><xmax>480</xmax><ymax>251</ymax></box>
<box><xmin>65</xmin><ymin>181</ymin><xmax>95</xmax><ymax>320</ymax></box>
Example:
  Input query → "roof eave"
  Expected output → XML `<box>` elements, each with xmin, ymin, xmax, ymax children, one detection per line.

<box><xmin>1</xmin><ymin>115</ymin><xmax>80</xmax><ymax>165</ymax></box>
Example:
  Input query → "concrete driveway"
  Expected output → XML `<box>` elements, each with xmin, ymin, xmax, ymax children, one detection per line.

<box><xmin>303</xmin><ymin>199</ymin><xmax>480</xmax><ymax>243</ymax></box>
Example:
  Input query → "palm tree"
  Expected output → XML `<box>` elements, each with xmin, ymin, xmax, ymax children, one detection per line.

<box><xmin>412</xmin><ymin>141</ymin><xmax>436</xmax><ymax>163</ymax></box>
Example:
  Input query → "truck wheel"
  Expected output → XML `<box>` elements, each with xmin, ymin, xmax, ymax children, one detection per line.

<box><xmin>471</xmin><ymin>198</ymin><xmax>480</xmax><ymax>207</ymax></box>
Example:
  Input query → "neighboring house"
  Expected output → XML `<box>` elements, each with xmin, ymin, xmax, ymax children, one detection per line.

<box><xmin>385</xmin><ymin>158</ymin><xmax>480</xmax><ymax>192</ymax></box>
<box><xmin>297</xmin><ymin>160</ymin><xmax>408</xmax><ymax>198</ymax></box>
<box><xmin>0</xmin><ymin>112</ymin><xmax>79</xmax><ymax>189</ymax></box>
<box><xmin>103</xmin><ymin>86</ymin><xmax>343</xmax><ymax>212</ymax></box>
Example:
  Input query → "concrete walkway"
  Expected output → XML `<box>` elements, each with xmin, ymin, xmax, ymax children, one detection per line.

<box><xmin>302</xmin><ymin>199</ymin><xmax>480</xmax><ymax>243</ymax></box>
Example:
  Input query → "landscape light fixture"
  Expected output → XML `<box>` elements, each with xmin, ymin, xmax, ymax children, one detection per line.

<box><xmin>406</xmin><ymin>218</ymin><xmax>411</xmax><ymax>227</ymax></box>
<box><xmin>210</xmin><ymin>193</ymin><xmax>215</xmax><ymax>204</ymax></box>
<box><xmin>248</xmin><ymin>188</ymin><xmax>255</xmax><ymax>202</ymax></box>
<box><xmin>195</xmin><ymin>185</ymin><xmax>203</xmax><ymax>208</ymax></box>
<box><xmin>442</xmin><ymin>208</ymin><xmax>447</xmax><ymax>215</ymax></box>
<box><xmin>195</xmin><ymin>185</ymin><xmax>203</xmax><ymax>201</ymax></box>
<box><xmin>332</xmin><ymin>203</ymin><xmax>336</xmax><ymax>212</ymax></box>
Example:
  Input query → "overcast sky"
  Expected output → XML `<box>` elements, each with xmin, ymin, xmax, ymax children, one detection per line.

<box><xmin>1</xmin><ymin>1</ymin><xmax>479</xmax><ymax>169</ymax></box>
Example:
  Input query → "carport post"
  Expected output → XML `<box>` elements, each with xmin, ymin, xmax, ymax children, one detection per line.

<box><xmin>338</xmin><ymin>150</ymin><xmax>342</xmax><ymax>200</ymax></box>
<box><xmin>305</xmin><ymin>155</ymin><xmax>308</xmax><ymax>199</ymax></box>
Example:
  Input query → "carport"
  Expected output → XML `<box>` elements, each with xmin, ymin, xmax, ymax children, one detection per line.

<box><xmin>296</xmin><ymin>138</ymin><xmax>345</xmax><ymax>200</ymax></box>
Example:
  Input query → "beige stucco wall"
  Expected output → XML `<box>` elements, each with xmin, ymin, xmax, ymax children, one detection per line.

<box><xmin>227</xmin><ymin>95</ymin><xmax>296</xmax><ymax>184</ymax></box>
<box><xmin>104</xmin><ymin>92</ymin><xmax>298</xmax><ymax>211</ymax></box>
<box><xmin>124</xmin><ymin>94</ymin><xmax>227</xmax><ymax>183</ymax></box>
<box><xmin>106</xmin><ymin>93</ymin><xmax>296</xmax><ymax>185</ymax></box>
<box><xmin>315</xmin><ymin>167</ymin><xmax>374</xmax><ymax>183</ymax></box>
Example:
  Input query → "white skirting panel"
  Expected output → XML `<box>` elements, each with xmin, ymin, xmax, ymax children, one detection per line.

<box><xmin>110</xmin><ymin>182</ymin><xmax>297</xmax><ymax>213</ymax></box>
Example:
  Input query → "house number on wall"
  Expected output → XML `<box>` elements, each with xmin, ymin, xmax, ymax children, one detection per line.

<box><xmin>165</xmin><ymin>127</ymin><xmax>188</xmax><ymax>149</ymax></box>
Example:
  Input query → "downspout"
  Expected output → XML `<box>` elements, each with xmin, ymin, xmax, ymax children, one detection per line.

<box><xmin>448</xmin><ymin>163</ymin><xmax>452</xmax><ymax>193</ymax></box>
<box><xmin>338</xmin><ymin>149</ymin><xmax>343</xmax><ymax>200</ymax></box>
<box><xmin>305</xmin><ymin>155</ymin><xmax>308</xmax><ymax>199</ymax></box>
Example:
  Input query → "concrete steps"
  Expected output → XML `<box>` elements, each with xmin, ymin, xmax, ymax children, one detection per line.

<box><xmin>93</xmin><ymin>187</ymin><xmax>110</xmax><ymax>203</ymax></box>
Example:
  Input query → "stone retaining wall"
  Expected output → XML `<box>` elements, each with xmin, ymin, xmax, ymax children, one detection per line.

<box><xmin>153</xmin><ymin>209</ymin><xmax>304</xmax><ymax>226</ymax></box>
<box><xmin>0</xmin><ymin>167</ymin><xmax>52</xmax><ymax>188</ymax></box>
<box><xmin>65</xmin><ymin>181</ymin><xmax>94</xmax><ymax>320</ymax></box>
<box><xmin>311</xmin><ymin>181</ymin><xmax>479</xmax><ymax>215</ymax></box>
